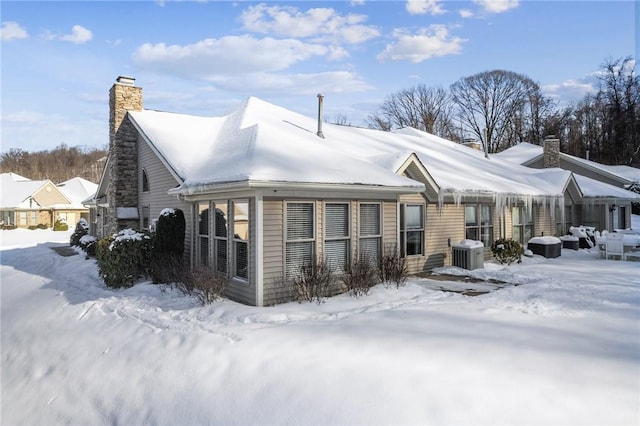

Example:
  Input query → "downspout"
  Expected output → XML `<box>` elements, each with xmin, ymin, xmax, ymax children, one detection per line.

<box><xmin>317</xmin><ymin>94</ymin><xmax>325</xmax><ymax>139</ymax></box>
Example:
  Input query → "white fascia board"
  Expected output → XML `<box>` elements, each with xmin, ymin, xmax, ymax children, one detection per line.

<box><xmin>169</xmin><ymin>180</ymin><xmax>425</xmax><ymax>198</ymax></box>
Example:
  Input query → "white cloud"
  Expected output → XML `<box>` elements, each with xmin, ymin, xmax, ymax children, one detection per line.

<box><xmin>377</xmin><ymin>25</ymin><xmax>465</xmax><ymax>63</ymax></box>
<box><xmin>204</xmin><ymin>71</ymin><xmax>372</xmax><ymax>95</ymax></box>
<box><xmin>459</xmin><ymin>9</ymin><xmax>474</xmax><ymax>18</ymax></box>
<box><xmin>133</xmin><ymin>35</ymin><xmax>343</xmax><ymax>78</ymax></box>
<box><xmin>472</xmin><ymin>0</ymin><xmax>520</xmax><ymax>14</ymax></box>
<box><xmin>350</xmin><ymin>0</ymin><xmax>366</xmax><ymax>6</ymax></box>
<box><xmin>1</xmin><ymin>21</ymin><xmax>28</xmax><ymax>41</ymax></box>
<box><xmin>239</xmin><ymin>4</ymin><xmax>379</xmax><ymax>44</ymax></box>
<box><xmin>58</xmin><ymin>25</ymin><xmax>93</xmax><ymax>44</ymax></box>
<box><xmin>406</xmin><ymin>0</ymin><xmax>446</xmax><ymax>16</ymax></box>
<box><xmin>543</xmin><ymin>79</ymin><xmax>597</xmax><ymax>106</ymax></box>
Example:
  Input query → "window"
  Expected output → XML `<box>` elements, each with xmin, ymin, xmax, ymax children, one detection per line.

<box><xmin>325</xmin><ymin>203</ymin><xmax>350</xmax><ymax>273</ymax></box>
<box><xmin>142</xmin><ymin>169</ymin><xmax>149</xmax><ymax>192</ymax></box>
<box><xmin>286</xmin><ymin>202</ymin><xmax>315</xmax><ymax>281</ymax></box>
<box><xmin>582</xmin><ymin>205</ymin><xmax>601</xmax><ymax>230</ymax></box>
<box><xmin>29</xmin><ymin>211</ymin><xmax>37</xmax><ymax>226</ymax></box>
<box><xmin>1</xmin><ymin>211</ymin><xmax>14</xmax><ymax>226</ymax></box>
<box><xmin>142</xmin><ymin>206</ymin><xmax>150</xmax><ymax>230</ymax></box>
<box><xmin>197</xmin><ymin>203</ymin><xmax>209</xmax><ymax>266</ymax></box>
<box><xmin>19</xmin><ymin>212</ymin><xmax>27</xmax><ymax>226</ymax></box>
<box><xmin>233</xmin><ymin>201</ymin><xmax>249</xmax><ymax>280</ymax></box>
<box><xmin>214</xmin><ymin>201</ymin><xmax>228</xmax><ymax>274</ymax></box>
<box><xmin>512</xmin><ymin>206</ymin><xmax>533</xmax><ymax>244</ymax></box>
<box><xmin>401</xmin><ymin>204</ymin><xmax>424</xmax><ymax>256</ymax></box>
<box><xmin>465</xmin><ymin>204</ymin><xmax>493</xmax><ymax>247</ymax></box>
<box><xmin>359</xmin><ymin>203</ymin><xmax>381</xmax><ymax>266</ymax></box>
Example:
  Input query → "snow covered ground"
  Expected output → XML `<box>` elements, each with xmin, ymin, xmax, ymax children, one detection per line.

<box><xmin>1</xmin><ymin>220</ymin><xmax>639</xmax><ymax>425</ymax></box>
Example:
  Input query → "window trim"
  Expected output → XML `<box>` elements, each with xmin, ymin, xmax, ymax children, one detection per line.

<box><xmin>358</xmin><ymin>202</ymin><xmax>382</xmax><ymax>266</ymax></box>
<box><xmin>324</xmin><ymin>201</ymin><xmax>351</xmax><ymax>273</ymax></box>
<box><xmin>285</xmin><ymin>201</ymin><xmax>316</xmax><ymax>281</ymax></box>
<box><xmin>465</xmin><ymin>203</ymin><xmax>493</xmax><ymax>247</ymax></box>
<box><xmin>400</xmin><ymin>203</ymin><xmax>425</xmax><ymax>257</ymax></box>
<box><xmin>511</xmin><ymin>205</ymin><xmax>534</xmax><ymax>244</ymax></box>
<box><xmin>213</xmin><ymin>200</ymin><xmax>229</xmax><ymax>275</ymax></box>
<box><xmin>142</xmin><ymin>169</ymin><xmax>150</xmax><ymax>193</ymax></box>
<box><xmin>196</xmin><ymin>202</ymin><xmax>210</xmax><ymax>267</ymax></box>
<box><xmin>232</xmin><ymin>200</ymin><xmax>249</xmax><ymax>282</ymax></box>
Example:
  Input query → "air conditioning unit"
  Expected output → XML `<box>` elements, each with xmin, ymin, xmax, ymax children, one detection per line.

<box><xmin>451</xmin><ymin>241</ymin><xmax>485</xmax><ymax>270</ymax></box>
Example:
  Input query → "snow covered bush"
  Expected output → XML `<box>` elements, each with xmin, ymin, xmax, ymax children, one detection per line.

<box><xmin>79</xmin><ymin>234</ymin><xmax>97</xmax><ymax>257</ymax></box>
<box><xmin>96</xmin><ymin>229</ymin><xmax>152</xmax><ymax>288</ymax></box>
<box><xmin>491</xmin><ymin>238</ymin><xmax>524</xmax><ymax>265</ymax></box>
<box><xmin>380</xmin><ymin>245</ymin><xmax>408</xmax><ymax>288</ymax></box>
<box><xmin>53</xmin><ymin>220</ymin><xmax>68</xmax><ymax>231</ymax></box>
<box><xmin>292</xmin><ymin>257</ymin><xmax>334</xmax><ymax>303</ymax></box>
<box><xmin>343</xmin><ymin>257</ymin><xmax>378</xmax><ymax>297</ymax></box>
<box><xmin>70</xmin><ymin>218</ymin><xmax>89</xmax><ymax>247</ymax></box>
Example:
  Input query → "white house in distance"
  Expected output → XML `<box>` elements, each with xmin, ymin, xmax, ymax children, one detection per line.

<box><xmin>90</xmin><ymin>76</ymin><xmax>640</xmax><ymax>306</ymax></box>
<box><xmin>0</xmin><ymin>173</ymin><xmax>97</xmax><ymax>228</ymax></box>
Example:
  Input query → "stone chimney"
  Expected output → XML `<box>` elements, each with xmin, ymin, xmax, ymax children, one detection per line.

<box><xmin>105</xmin><ymin>76</ymin><xmax>143</xmax><ymax>234</ymax></box>
<box><xmin>543</xmin><ymin>135</ymin><xmax>560</xmax><ymax>168</ymax></box>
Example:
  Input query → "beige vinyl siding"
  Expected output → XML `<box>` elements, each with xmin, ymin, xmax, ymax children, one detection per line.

<box><xmin>138</xmin><ymin>136</ymin><xmax>192</xmax><ymax>261</ymax></box>
<box><xmin>534</xmin><ymin>204</ymin><xmax>555</xmax><ymax>237</ymax></box>
<box><xmin>382</xmin><ymin>200</ymin><xmax>398</xmax><ymax>252</ymax></box>
<box><xmin>226</xmin><ymin>198</ymin><xmax>256</xmax><ymax>306</ymax></box>
<box><xmin>263</xmin><ymin>199</ymin><xmax>290</xmax><ymax>306</ymax></box>
<box><xmin>425</xmin><ymin>203</ymin><xmax>464</xmax><ymax>268</ymax></box>
<box><xmin>403</xmin><ymin>163</ymin><xmax>438</xmax><ymax>201</ymax></box>
<box><xmin>33</xmin><ymin>184</ymin><xmax>68</xmax><ymax>206</ymax></box>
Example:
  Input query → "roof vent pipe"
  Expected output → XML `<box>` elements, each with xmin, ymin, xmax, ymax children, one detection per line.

<box><xmin>317</xmin><ymin>93</ymin><xmax>325</xmax><ymax>139</ymax></box>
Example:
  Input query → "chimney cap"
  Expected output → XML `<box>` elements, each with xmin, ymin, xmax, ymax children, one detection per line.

<box><xmin>116</xmin><ymin>75</ymin><xmax>136</xmax><ymax>86</ymax></box>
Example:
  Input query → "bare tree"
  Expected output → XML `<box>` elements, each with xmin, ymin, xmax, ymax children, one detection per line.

<box><xmin>450</xmin><ymin>70</ymin><xmax>545</xmax><ymax>153</ymax></box>
<box><xmin>366</xmin><ymin>85</ymin><xmax>457</xmax><ymax>139</ymax></box>
<box><xmin>597</xmin><ymin>56</ymin><xmax>640</xmax><ymax>166</ymax></box>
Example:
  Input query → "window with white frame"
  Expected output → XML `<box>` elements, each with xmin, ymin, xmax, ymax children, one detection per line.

<box><xmin>400</xmin><ymin>204</ymin><xmax>424</xmax><ymax>257</ymax></box>
<box><xmin>511</xmin><ymin>206</ymin><xmax>533</xmax><ymax>244</ymax></box>
<box><xmin>233</xmin><ymin>201</ymin><xmax>249</xmax><ymax>280</ymax></box>
<box><xmin>465</xmin><ymin>204</ymin><xmax>493</xmax><ymax>247</ymax></box>
<box><xmin>359</xmin><ymin>203</ymin><xmax>381</xmax><ymax>266</ymax></box>
<box><xmin>286</xmin><ymin>202</ymin><xmax>315</xmax><ymax>281</ymax></box>
<box><xmin>325</xmin><ymin>203</ymin><xmax>350</xmax><ymax>273</ymax></box>
<box><xmin>197</xmin><ymin>202</ymin><xmax>209</xmax><ymax>266</ymax></box>
<box><xmin>214</xmin><ymin>201</ymin><xmax>228</xmax><ymax>274</ymax></box>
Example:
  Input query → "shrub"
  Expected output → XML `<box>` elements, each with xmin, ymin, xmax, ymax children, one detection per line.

<box><xmin>37</xmin><ymin>223</ymin><xmax>48</xmax><ymax>229</ymax></box>
<box><xmin>96</xmin><ymin>229</ymin><xmax>152</xmax><ymax>288</ymax></box>
<box><xmin>379</xmin><ymin>245</ymin><xmax>408</xmax><ymax>288</ymax></box>
<box><xmin>154</xmin><ymin>209</ymin><xmax>185</xmax><ymax>258</ymax></box>
<box><xmin>185</xmin><ymin>267</ymin><xmax>228</xmax><ymax>305</ymax></box>
<box><xmin>491</xmin><ymin>238</ymin><xmax>524</xmax><ymax>265</ymax></box>
<box><xmin>343</xmin><ymin>256</ymin><xmax>378</xmax><ymax>297</ymax></box>
<box><xmin>53</xmin><ymin>220</ymin><xmax>69</xmax><ymax>231</ymax></box>
<box><xmin>79</xmin><ymin>234</ymin><xmax>97</xmax><ymax>257</ymax></box>
<box><xmin>292</xmin><ymin>256</ymin><xmax>334</xmax><ymax>303</ymax></box>
<box><xmin>150</xmin><ymin>252</ymin><xmax>185</xmax><ymax>285</ymax></box>
<box><xmin>28</xmin><ymin>225</ymin><xmax>38</xmax><ymax>230</ymax></box>
<box><xmin>70</xmin><ymin>218</ymin><xmax>89</xmax><ymax>247</ymax></box>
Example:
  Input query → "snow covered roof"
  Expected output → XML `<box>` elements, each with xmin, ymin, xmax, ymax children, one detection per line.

<box><xmin>574</xmin><ymin>174</ymin><xmax>640</xmax><ymax>200</ymax></box>
<box><xmin>494</xmin><ymin>142</ymin><xmax>640</xmax><ymax>185</ymax></box>
<box><xmin>57</xmin><ymin>177</ymin><xmax>98</xmax><ymax>208</ymax></box>
<box><xmin>494</xmin><ymin>143</ymin><xmax>640</xmax><ymax>200</ymax></box>
<box><xmin>0</xmin><ymin>173</ymin><xmax>68</xmax><ymax>208</ymax></box>
<box><xmin>128</xmin><ymin>97</ymin><xmax>573</xmax><ymax>200</ymax></box>
<box><xmin>129</xmin><ymin>99</ymin><xmax>424</xmax><ymax>195</ymax></box>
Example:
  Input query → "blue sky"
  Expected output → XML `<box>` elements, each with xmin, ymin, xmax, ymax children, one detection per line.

<box><xmin>1</xmin><ymin>0</ymin><xmax>636</xmax><ymax>153</ymax></box>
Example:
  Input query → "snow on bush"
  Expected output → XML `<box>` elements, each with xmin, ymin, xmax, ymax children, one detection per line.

<box><xmin>97</xmin><ymin>229</ymin><xmax>152</xmax><ymax>288</ymax></box>
<box><xmin>491</xmin><ymin>238</ymin><xmax>524</xmax><ymax>265</ymax></box>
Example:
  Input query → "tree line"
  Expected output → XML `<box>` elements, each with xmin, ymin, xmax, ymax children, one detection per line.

<box><xmin>366</xmin><ymin>56</ymin><xmax>639</xmax><ymax>167</ymax></box>
<box><xmin>0</xmin><ymin>144</ymin><xmax>107</xmax><ymax>183</ymax></box>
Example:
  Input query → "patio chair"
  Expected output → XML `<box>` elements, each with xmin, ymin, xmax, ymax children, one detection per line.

<box><xmin>605</xmin><ymin>233</ymin><xmax>624</xmax><ymax>260</ymax></box>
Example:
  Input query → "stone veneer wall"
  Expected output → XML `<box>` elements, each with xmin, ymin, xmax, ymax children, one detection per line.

<box><xmin>543</xmin><ymin>138</ymin><xmax>560</xmax><ymax>168</ymax></box>
<box><xmin>105</xmin><ymin>79</ymin><xmax>143</xmax><ymax>235</ymax></box>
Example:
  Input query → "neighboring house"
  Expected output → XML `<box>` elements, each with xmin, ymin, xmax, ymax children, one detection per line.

<box><xmin>495</xmin><ymin>140</ymin><xmax>640</xmax><ymax>231</ymax></box>
<box><xmin>92</xmin><ymin>76</ymin><xmax>640</xmax><ymax>306</ymax></box>
<box><xmin>0</xmin><ymin>173</ymin><xmax>97</xmax><ymax>228</ymax></box>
